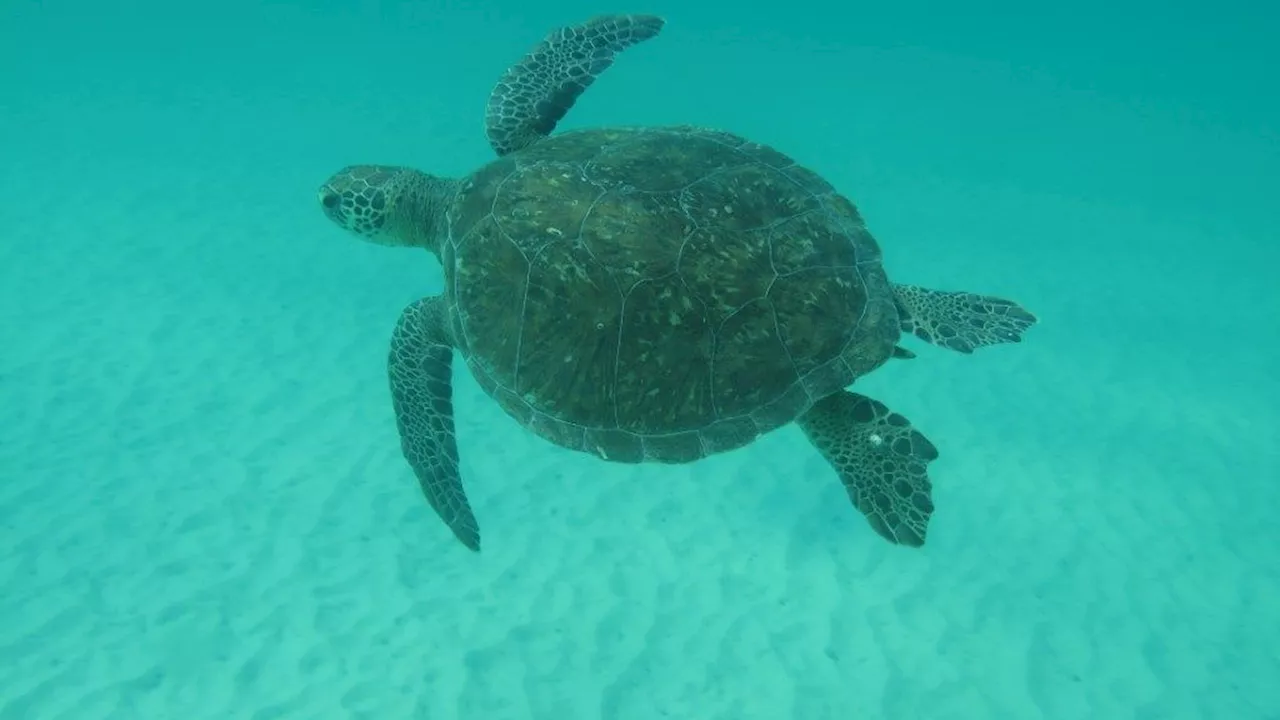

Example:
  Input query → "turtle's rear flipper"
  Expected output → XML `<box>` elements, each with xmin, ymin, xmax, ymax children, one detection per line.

<box><xmin>892</xmin><ymin>283</ymin><xmax>1037</xmax><ymax>354</ymax></box>
<box><xmin>797</xmin><ymin>390</ymin><xmax>937</xmax><ymax>547</ymax></box>
<box><xmin>485</xmin><ymin>14</ymin><xmax>665</xmax><ymax>156</ymax></box>
<box><xmin>389</xmin><ymin>296</ymin><xmax>481</xmax><ymax>552</ymax></box>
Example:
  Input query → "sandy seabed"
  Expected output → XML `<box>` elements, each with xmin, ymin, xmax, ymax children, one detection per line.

<box><xmin>2</xmin><ymin>255</ymin><xmax>1275</xmax><ymax>719</ymax></box>
<box><xmin>1</xmin><ymin>123</ymin><xmax>1276</xmax><ymax>720</ymax></box>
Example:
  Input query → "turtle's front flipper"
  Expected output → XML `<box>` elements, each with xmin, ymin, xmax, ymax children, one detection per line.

<box><xmin>892</xmin><ymin>283</ymin><xmax>1037</xmax><ymax>354</ymax></box>
<box><xmin>797</xmin><ymin>390</ymin><xmax>937</xmax><ymax>547</ymax></box>
<box><xmin>485</xmin><ymin>14</ymin><xmax>665</xmax><ymax>156</ymax></box>
<box><xmin>389</xmin><ymin>296</ymin><xmax>480</xmax><ymax>552</ymax></box>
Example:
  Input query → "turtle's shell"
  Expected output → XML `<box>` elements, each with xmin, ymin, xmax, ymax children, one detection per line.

<box><xmin>442</xmin><ymin>126</ymin><xmax>900</xmax><ymax>463</ymax></box>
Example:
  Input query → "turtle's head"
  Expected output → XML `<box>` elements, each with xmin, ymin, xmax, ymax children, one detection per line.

<box><xmin>318</xmin><ymin>164</ymin><xmax>453</xmax><ymax>254</ymax></box>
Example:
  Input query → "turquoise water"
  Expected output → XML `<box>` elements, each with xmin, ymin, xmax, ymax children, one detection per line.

<box><xmin>2</xmin><ymin>1</ymin><xmax>1277</xmax><ymax>718</ymax></box>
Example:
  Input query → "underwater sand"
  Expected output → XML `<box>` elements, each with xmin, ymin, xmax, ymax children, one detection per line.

<box><xmin>2</xmin><ymin>3</ymin><xmax>1277</xmax><ymax>718</ymax></box>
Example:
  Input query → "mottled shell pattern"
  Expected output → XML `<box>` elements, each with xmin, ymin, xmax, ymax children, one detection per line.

<box><xmin>442</xmin><ymin>125</ymin><xmax>900</xmax><ymax>463</ymax></box>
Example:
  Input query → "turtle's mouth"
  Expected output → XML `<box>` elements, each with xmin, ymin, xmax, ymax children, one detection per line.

<box><xmin>319</xmin><ymin>187</ymin><xmax>341</xmax><ymax>212</ymax></box>
<box><xmin>318</xmin><ymin>186</ymin><xmax>347</xmax><ymax>226</ymax></box>
<box><xmin>318</xmin><ymin>188</ymin><xmax>391</xmax><ymax>242</ymax></box>
<box><xmin>317</xmin><ymin>167</ymin><xmax>401</xmax><ymax>243</ymax></box>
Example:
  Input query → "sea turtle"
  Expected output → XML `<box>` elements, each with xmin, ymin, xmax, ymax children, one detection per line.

<box><xmin>317</xmin><ymin>15</ymin><xmax>1036</xmax><ymax>552</ymax></box>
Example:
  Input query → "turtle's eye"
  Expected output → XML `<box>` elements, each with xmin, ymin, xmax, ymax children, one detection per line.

<box><xmin>320</xmin><ymin>190</ymin><xmax>341</xmax><ymax>209</ymax></box>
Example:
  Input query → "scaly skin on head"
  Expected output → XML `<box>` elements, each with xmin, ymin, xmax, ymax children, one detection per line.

<box><xmin>318</xmin><ymin>165</ymin><xmax>458</xmax><ymax>256</ymax></box>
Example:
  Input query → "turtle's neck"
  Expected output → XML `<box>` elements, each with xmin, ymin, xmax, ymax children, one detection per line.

<box><xmin>391</xmin><ymin>170</ymin><xmax>460</xmax><ymax>258</ymax></box>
